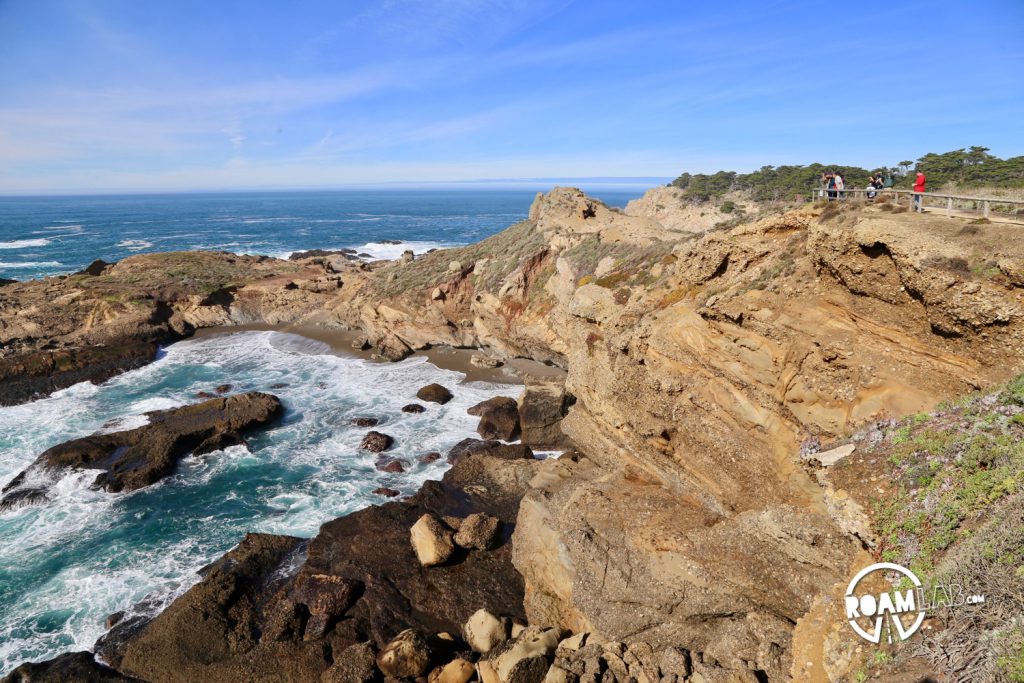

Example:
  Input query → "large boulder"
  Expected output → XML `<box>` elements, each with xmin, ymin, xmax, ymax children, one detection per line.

<box><xmin>492</xmin><ymin>627</ymin><xmax>561</xmax><ymax>683</ymax></box>
<box><xmin>454</xmin><ymin>512</ymin><xmax>501</xmax><ymax>551</ymax></box>
<box><xmin>428</xmin><ymin>658</ymin><xmax>475</xmax><ymax>683</ymax></box>
<box><xmin>410</xmin><ymin>513</ymin><xmax>456</xmax><ymax>567</ymax></box>
<box><xmin>417</xmin><ymin>383</ymin><xmax>454</xmax><ymax>404</ymax></box>
<box><xmin>464</xmin><ymin>609</ymin><xmax>509</xmax><ymax>654</ymax></box>
<box><xmin>468</xmin><ymin>397</ymin><xmax>521</xmax><ymax>441</ymax></box>
<box><xmin>376</xmin><ymin>629</ymin><xmax>431</xmax><ymax>678</ymax></box>
<box><xmin>0</xmin><ymin>393</ymin><xmax>282</xmax><ymax>506</ymax></box>
<box><xmin>0</xmin><ymin>651</ymin><xmax>140</xmax><ymax>682</ymax></box>
<box><xmin>447</xmin><ymin>438</ymin><xmax>533</xmax><ymax>465</ymax></box>
<box><xmin>517</xmin><ymin>381</ymin><xmax>575</xmax><ymax>449</ymax></box>
<box><xmin>320</xmin><ymin>642</ymin><xmax>379</xmax><ymax>683</ymax></box>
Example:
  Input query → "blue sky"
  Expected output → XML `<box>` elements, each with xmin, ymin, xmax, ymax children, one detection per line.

<box><xmin>0</xmin><ymin>0</ymin><xmax>1021</xmax><ymax>193</ymax></box>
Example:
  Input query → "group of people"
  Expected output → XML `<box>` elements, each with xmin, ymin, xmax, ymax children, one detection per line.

<box><xmin>818</xmin><ymin>170</ymin><xmax>926</xmax><ymax>211</ymax></box>
<box><xmin>821</xmin><ymin>171</ymin><xmax>845</xmax><ymax>200</ymax></box>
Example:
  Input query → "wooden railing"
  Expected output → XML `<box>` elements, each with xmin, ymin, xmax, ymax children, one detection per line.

<box><xmin>808</xmin><ymin>187</ymin><xmax>1024</xmax><ymax>218</ymax></box>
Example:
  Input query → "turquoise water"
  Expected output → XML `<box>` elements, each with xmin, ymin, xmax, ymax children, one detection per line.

<box><xmin>0</xmin><ymin>188</ymin><xmax>643</xmax><ymax>281</ymax></box>
<box><xmin>0</xmin><ymin>331</ymin><xmax>514</xmax><ymax>673</ymax></box>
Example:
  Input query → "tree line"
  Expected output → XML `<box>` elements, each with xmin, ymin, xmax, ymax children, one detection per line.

<box><xmin>669</xmin><ymin>147</ymin><xmax>1024</xmax><ymax>202</ymax></box>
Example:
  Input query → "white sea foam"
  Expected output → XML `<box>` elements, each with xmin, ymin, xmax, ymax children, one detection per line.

<box><xmin>352</xmin><ymin>240</ymin><xmax>453</xmax><ymax>260</ymax></box>
<box><xmin>116</xmin><ymin>239</ymin><xmax>153</xmax><ymax>251</ymax></box>
<box><xmin>0</xmin><ymin>331</ymin><xmax>517</xmax><ymax>674</ymax></box>
<box><xmin>0</xmin><ymin>239</ymin><xmax>50</xmax><ymax>249</ymax></box>
<box><xmin>0</xmin><ymin>261</ymin><xmax>62</xmax><ymax>269</ymax></box>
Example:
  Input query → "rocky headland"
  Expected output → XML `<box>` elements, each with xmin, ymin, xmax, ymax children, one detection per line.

<box><xmin>2</xmin><ymin>187</ymin><xmax>1024</xmax><ymax>682</ymax></box>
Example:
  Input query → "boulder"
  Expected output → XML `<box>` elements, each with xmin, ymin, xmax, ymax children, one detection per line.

<box><xmin>378</xmin><ymin>459</ymin><xmax>405</xmax><ymax>473</ymax></box>
<box><xmin>410</xmin><ymin>513</ymin><xmax>456</xmax><ymax>567</ymax></box>
<box><xmin>361</xmin><ymin>431</ymin><xmax>394</xmax><ymax>452</ymax></box>
<box><xmin>401</xmin><ymin>250</ymin><xmax>415</xmax><ymax>263</ymax></box>
<box><xmin>454</xmin><ymin>512</ymin><xmax>501</xmax><ymax>550</ymax></box>
<box><xmin>373</xmin><ymin>487</ymin><xmax>400</xmax><ymax>497</ymax></box>
<box><xmin>464</xmin><ymin>608</ymin><xmax>509</xmax><ymax>654</ymax></box>
<box><xmin>0</xmin><ymin>651</ymin><xmax>140</xmax><ymax>682</ymax></box>
<box><xmin>493</xmin><ymin>628</ymin><xmax>561</xmax><ymax>683</ymax></box>
<box><xmin>468</xmin><ymin>396</ymin><xmax>521</xmax><ymax>441</ymax></box>
<box><xmin>428</xmin><ymin>658</ymin><xmax>475</xmax><ymax>683</ymax></box>
<box><xmin>321</xmin><ymin>642</ymin><xmax>379</xmax><ymax>683</ymax></box>
<box><xmin>79</xmin><ymin>259</ymin><xmax>113</xmax><ymax>276</ymax></box>
<box><xmin>420</xmin><ymin>451</ymin><xmax>442</xmax><ymax>463</ymax></box>
<box><xmin>417</xmin><ymin>383</ymin><xmax>453</xmax><ymax>404</ymax></box>
<box><xmin>0</xmin><ymin>393</ymin><xmax>282</xmax><ymax>503</ymax></box>
<box><xmin>376</xmin><ymin>629</ymin><xmax>431</xmax><ymax>678</ymax></box>
<box><xmin>295</xmin><ymin>574</ymin><xmax>362</xmax><ymax>641</ymax></box>
<box><xmin>447</xmin><ymin>438</ymin><xmax>534</xmax><ymax>465</ymax></box>
<box><xmin>376</xmin><ymin>334</ymin><xmax>412</xmax><ymax>362</ymax></box>
<box><xmin>518</xmin><ymin>381</ymin><xmax>575</xmax><ymax>449</ymax></box>
<box><xmin>351</xmin><ymin>417</ymin><xmax>380</xmax><ymax>427</ymax></box>
<box><xmin>402</xmin><ymin>403</ymin><xmax>427</xmax><ymax>413</ymax></box>
<box><xmin>470</xmin><ymin>354</ymin><xmax>503</xmax><ymax>368</ymax></box>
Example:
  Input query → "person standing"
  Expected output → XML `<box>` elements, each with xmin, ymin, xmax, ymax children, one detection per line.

<box><xmin>834</xmin><ymin>172</ymin><xmax>845</xmax><ymax>199</ymax></box>
<box><xmin>913</xmin><ymin>169</ymin><xmax>927</xmax><ymax>212</ymax></box>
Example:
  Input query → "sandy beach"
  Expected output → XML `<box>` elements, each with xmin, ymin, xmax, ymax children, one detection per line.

<box><xmin>191</xmin><ymin>322</ymin><xmax>567</xmax><ymax>386</ymax></box>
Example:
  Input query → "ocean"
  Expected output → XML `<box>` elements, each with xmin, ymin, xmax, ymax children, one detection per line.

<box><xmin>0</xmin><ymin>188</ymin><xmax>643</xmax><ymax>281</ymax></box>
<box><xmin>0</xmin><ymin>188</ymin><xmax>644</xmax><ymax>674</ymax></box>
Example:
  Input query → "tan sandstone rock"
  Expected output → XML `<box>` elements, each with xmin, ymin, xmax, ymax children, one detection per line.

<box><xmin>410</xmin><ymin>514</ymin><xmax>455</xmax><ymax>567</ymax></box>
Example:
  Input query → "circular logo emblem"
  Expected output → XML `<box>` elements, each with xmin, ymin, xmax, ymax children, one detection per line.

<box><xmin>844</xmin><ymin>562</ymin><xmax>925</xmax><ymax>643</ymax></box>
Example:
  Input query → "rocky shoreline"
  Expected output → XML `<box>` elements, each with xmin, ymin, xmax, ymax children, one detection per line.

<box><xmin>2</xmin><ymin>188</ymin><xmax>1024</xmax><ymax>681</ymax></box>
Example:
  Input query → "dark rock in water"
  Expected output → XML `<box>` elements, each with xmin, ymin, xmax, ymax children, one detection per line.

<box><xmin>214</xmin><ymin>384</ymin><xmax>232</xmax><ymax>394</ymax></box>
<box><xmin>78</xmin><ymin>259</ymin><xmax>113</xmax><ymax>276</ymax></box>
<box><xmin>270</xmin><ymin>382</ymin><xmax>290</xmax><ymax>389</ymax></box>
<box><xmin>0</xmin><ymin>342</ymin><xmax>159</xmax><ymax>408</ymax></box>
<box><xmin>419</xmin><ymin>452</ymin><xmax>442</xmax><ymax>464</ymax></box>
<box><xmin>103</xmin><ymin>443</ymin><xmax>541</xmax><ymax>681</ymax></box>
<box><xmin>373</xmin><ymin>487</ymin><xmax>400</xmax><ymax>497</ymax></box>
<box><xmin>288</xmin><ymin>248</ymin><xmax>358</xmax><ymax>260</ymax></box>
<box><xmin>361</xmin><ymin>431</ymin><xmax>393</xmax><ymax>452</ymax></box>
<box><xmin>379</xmin><ymin>239</ymin><xmax>403</xmax><ymax>245</ymax></box>
<box><xmin>0</xmin><ymin>487</ymin><xmax>48</xmax><ymax>512</ymax></box>
<box><xmin>416</xmin><ymin>383</ymin><xmax>453</xmax><ymax>405</ymax></box>
<box><xmin>447</xmin><ymin>438</ymin><xmax>533</xmax><ymax>465</ymax></box>
<box><xmin>0</xmin><ymin>278</ymin><xmax>17</xmax><ymax>287</ymax></box>
<box><xmin>351</xmin><ymin>417</ymin><xmax>379</xmax><ymax>427</ymax></box>
<box><xmin>196</xmin><ymin>391</ymin><xmax>216</xmax><ymax>399</ymax></box>
<box><xmin>105</xmin><ymin>611</ymin><xmax>125</xmax><ymax>629</ymax></box>
<box><xmin>401</xmin><ymin>403</ymin><xmax>426</xmax><ymax>414</ymax></box>
<box><xmin>0</xmin><ymin>650</ymin><xmax>141</xmax><ymax>682</ymax></box>
<box><xmin>376</xmin><ymin>459</ymin><xmax>406</xmax><ymax>473</ymax></box>
<box><xmin>113</xmin><ymin>533</ymin><xmax>308</xmax><ymax>681</ymax></box>
<box><xmin>467</xmin><ymin>396</ymin><xmax>521</xmax><ymax>441</ymax></box>
<box><xmin>0</xmin><ymin>393</ymin><xmax>282</xmax><ymax>507</ymax></box>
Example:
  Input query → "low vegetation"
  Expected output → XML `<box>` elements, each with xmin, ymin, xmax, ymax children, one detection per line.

<box><xmin>855</xmin><ymin>374</ymin><xmax>1024</xmax><ymax>681</ymax></box>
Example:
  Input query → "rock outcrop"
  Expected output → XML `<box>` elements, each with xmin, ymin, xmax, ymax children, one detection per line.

<box><xmin>1</xmin><ymin>392</ymin><xmax>282</xmax><ymax>508</ymax></box>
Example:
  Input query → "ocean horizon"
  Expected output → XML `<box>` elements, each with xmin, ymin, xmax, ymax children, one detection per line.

<box><xmin>0</xmin><ymin>188</ymin><xmax>647</xmax><ymax>282</ymax></box>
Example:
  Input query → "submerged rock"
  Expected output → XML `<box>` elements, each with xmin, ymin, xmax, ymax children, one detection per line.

<box><xmin>0</xmin><ymin>392</ymin><xmax>282</xmax><ymax>506</ymax></box>
<box><xmin>351</xmin><ymin>417</ymin><xmax>380</xmax><ymax>427</ymax></box>
<box><xmin>401</xmin><ymin>403</ymin><xmax>427</xmax><ymax>413</ymax></box>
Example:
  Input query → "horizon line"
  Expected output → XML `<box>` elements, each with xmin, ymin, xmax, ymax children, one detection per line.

<box><xmin>0</xmin><ymin>177</ymin><xmax>674</xmax><ymax>199</ymax></box>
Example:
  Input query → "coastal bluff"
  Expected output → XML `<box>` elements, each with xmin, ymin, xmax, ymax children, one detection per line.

<box><xmin>2</xmin><ymin>187</ymin><xmax>1023</xmax><ymax>682</ymax></box>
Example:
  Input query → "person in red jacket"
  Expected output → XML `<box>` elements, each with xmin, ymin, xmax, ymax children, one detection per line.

<box><xmin>913</xmin><ymin>170</ymin><xmax>926</xmax><ymax>212</ymax></box>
